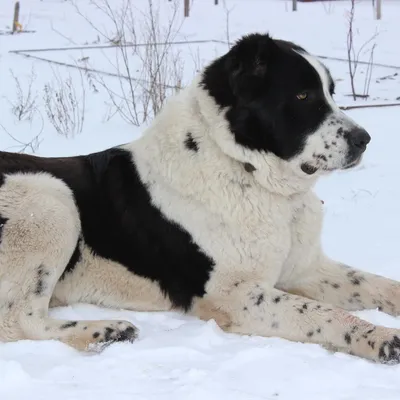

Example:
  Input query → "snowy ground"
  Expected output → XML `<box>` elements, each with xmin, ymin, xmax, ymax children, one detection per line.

<box><xmin>1</xmin><ymin>0</ymin><xmax>400</xmax><ymax>399</ymax></box>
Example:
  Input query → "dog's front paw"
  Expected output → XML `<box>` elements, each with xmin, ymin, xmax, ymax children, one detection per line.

<box><xmin>378</xmin><ymin>335</ymin><xmax>400</xmax><ymax>364</ymax></box>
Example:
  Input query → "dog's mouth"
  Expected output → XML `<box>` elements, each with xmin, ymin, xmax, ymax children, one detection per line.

<box><xmin>301</xmin><ymin>156</ymin><xmax>362</xmax><ymax>176</ymax></box>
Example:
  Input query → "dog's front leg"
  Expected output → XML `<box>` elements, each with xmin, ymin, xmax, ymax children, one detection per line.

<box><xmin>279</xmin><ymin>255</ymin><xmax>400</xmax><ymax>316</ymax></box>
<box><xmin>192</xmin><ymin>281</ymin><xmax>400</xmax><ymax>364</ymax></box>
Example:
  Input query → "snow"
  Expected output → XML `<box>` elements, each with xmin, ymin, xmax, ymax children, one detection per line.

<box><xmin>1</xmin><ymin>0</ymin><xmax>400</xmax><ymax>398</ymax></box>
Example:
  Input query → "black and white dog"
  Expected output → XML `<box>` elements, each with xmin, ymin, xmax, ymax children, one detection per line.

<box><xmin>1</xmin><ymin>33</ymin><xmax>399</xmax><ymax>363</ymax></box>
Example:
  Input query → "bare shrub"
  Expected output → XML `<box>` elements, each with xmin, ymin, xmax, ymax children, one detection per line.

<box><xmin>43</xmin><ymin>67</ymin><xmax>86</xmax><ymax>138</ymax></box>
<box><xmin>346</xmin><ymin>0</ymin><xmax>378</xmax><ymax>101</ymax></box>
<box><xmin>0</xmin><ymin>121</ymin><xmax>43</xmax><ymax>154</ymax></box>
<box><xmin>72</xmin><ymin>0</ymin><xmax>184</xmax><ymax>127</ymax></box>
<box><xmin>9</xmin><ymin>67</ymin><xmax>38</xmax><ymax>122</ymax></box>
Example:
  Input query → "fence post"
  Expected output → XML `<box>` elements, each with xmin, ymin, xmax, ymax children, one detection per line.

<box><xmin>184</xmin><ymin>0</ymin><xmax>189</xmax><ymax>17</ymax></box>
<box><xmin>292</xmin><ymin>0</ymin><xmax>297</xmax><ymax>11</ymax></box>
<box><xmin>12</xmin><ymin>1</ymin><xmax>20</xmax><ymax>34</ymax></box>
<box><xmin>375</xmin><ymin>0</ymin><xmax>382</xmax><ymax>19</ymax></box>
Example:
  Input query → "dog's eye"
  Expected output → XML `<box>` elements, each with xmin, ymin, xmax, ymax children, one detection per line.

<box><xmin>296</xmin><ymin>92</ymin><xmax>308</xmax><ymax>100</ymax></box>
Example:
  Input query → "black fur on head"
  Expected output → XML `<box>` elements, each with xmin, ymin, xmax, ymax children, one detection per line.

<box><xmin>201</xmin><ymin>33</ymin><xmax>371</xmax><ymax>174</ymax></box>
<box><xmin>201</xmin><ymin>33</ymin><xmax>335</xmax><ymax>161</ymax></box>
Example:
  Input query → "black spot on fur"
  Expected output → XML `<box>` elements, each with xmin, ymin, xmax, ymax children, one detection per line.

<box><xmin>243</xmin><ymin>306</ymin><xmax>248</xmax><ymax>311</ymax></box>
<box><xmin>27</xmin><ymin>312</ymin><xmax>33</xmax><ymax>316</ymax></box>
<box><xmin>316</xmin><ymin>328</ymin><xmax>321</xmax><ymax>334</ymax></box>
<box><xmin>379</xmin><ymin>336</ymin><xmax>400</xmax><ymax>363</ymax></box>
<box><xmin>116</xmin><ymin>326</ymin><xmax>137</xmax><ymax>342</ymax></box>
<box><xmin>332</xmin><ymin>283</ymin><xmax>340</xmax><ymax>289</ymax></box>
<box><xmin>35</xmin><ymin>265</ymin><xmax>46</xmax><ymax>295</ymax></box>
<box><xmin>104</xmin><ymin>327</ymin><xmax>115</xmax><ymax>342</ymax></box>
<box><xmin>344</xmin><ymin>333</ymin><xmax>352</xmax><ymax>345</ymax></box>
<box><xmin>351</xmin><ymin>326</ymin><xmax>358</xmax><ymax>334</ymax></box>
<box><xmin>273</xmin><ymin>296</ymin><xmax>281</xmax><ymax>304</ymax></box>
<box><xmin>302</xmin><ymin>303</ymin><xmax>308</xmax><ymax>310</ymax></box>
<box><xmin>271</xmin><ymin>321</ymin><xmax>279</xmax><ymax>329</ymax></box>
<box><xmin>60</xmin><ymin>236</ymin><xmax>82</xmax><ymax>280</ymax></box>
<box><xmin>368</xmin><ymin>340</ymin><xmax>375</xmax><ymax>349</ymax></box>
<box><xmin>83</xmin><ymin>326</ymin><xmax>88</xmax><ymax>330</ymax></box>
<box><xmin>255</xmin><ymin>293</ymin><xmax>264</xmax><ymax>306</ymax></box>
<box><xmin>93</xmin><ymin>332</ymin><xmax>100</xmax><ymax>339</ymax></box>
<box><xmin>184</xmin><ymin>132</ymin><xmax>199</xmax><ymax>152</ymax></box>
<box><xmin>307</xmin><ymin>331</ymin><xmax>314</xmax><ymax>337</ymax></box>
<box><xmin>0</xmin><ymin>148</ymin><xmax>215</xmax><ymax>311</ymax></box>
<box><xmin>244</xmin><ymin>163</ymin><xmax>256</xmax><ymax>173</ymax></box>
<box><xmin>60</xmin><ymin>321</ymin><xmax>78</xmax><ymax>329</ymax></box>
<box><xmin>351</xmin><ymin>278</ymin><xmax>361</xmax><ymax>285</ymax></box>
<box><xmin>327</xmin><ymin>319</ymin><xmax>332</xmax><ymax>323</ymax></box>
<box><xmin>0</xmin><ymin>215</ymin><xmax>8</xmax><ymax>245</ymax></box>
<box><xmin>7</xmin><ymin>301</ymin><xmax>13</xmax><ymax>310</ymax></box>
<box><xmin>298</xmin><ymin>308</ymin><xmax>304</xmax><ymax>314</ymax></box>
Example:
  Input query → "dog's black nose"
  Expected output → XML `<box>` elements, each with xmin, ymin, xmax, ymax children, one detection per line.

<box><xmin>349</xmin><ymin>128</ymin><xmax>371</xmax><ymax>151</ymax></box>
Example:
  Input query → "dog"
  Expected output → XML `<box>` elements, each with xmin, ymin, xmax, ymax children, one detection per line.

<box><xmin>1</xmin><ymin>33</ymin><xmax>400</xmax><ymax>363</ymax></box>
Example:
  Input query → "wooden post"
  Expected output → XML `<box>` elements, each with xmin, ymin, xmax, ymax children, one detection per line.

<box><xmin>292</xmin><ymin>0</ymin><xmax>297</xmax><ymax>12</ymax></box>
<box><xmin>376</xmin><ymin>0</ymin><xmax>382</xmax><ymax>19</ymax></box>
<box><xmin>12</xmin><ymin>1</ymin><xmax>20</xmax><ymax>34</ymax></box>
<box><xmin>184</xmin><ymin>0</ymin><xmax>189</xmax><ymax>17</ymax></box>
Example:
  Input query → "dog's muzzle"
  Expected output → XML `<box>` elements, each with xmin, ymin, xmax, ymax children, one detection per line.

<box><xmin>345</xmin><ymin>127</ymin><xmax>371</xmax><ymax>165</ymax></box>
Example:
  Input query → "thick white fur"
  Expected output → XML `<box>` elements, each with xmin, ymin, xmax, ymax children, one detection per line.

<box><xmin>1</xmin><ymin>53</ymin><xmax>400</xmax><ymax>363</ymax></box>
<box><xmin>125</xmin><ymin>58</ymin><xmax>400</xmax><ymax>363</ymax></box>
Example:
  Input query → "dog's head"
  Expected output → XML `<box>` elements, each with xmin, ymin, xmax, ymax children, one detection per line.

<box><xmin>200</xmin><ymin>33</ymin><xmax>370</xmax><ymax>182</ymax></box>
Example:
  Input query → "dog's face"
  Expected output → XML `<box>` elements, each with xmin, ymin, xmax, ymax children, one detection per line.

<box><xmin>201</xmin><ymin>34</ymin><xmax>371</xmax><ymax>176</ymax></box>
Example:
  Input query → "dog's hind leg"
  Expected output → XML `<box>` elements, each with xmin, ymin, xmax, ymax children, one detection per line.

<box><xmin>0</xmin><ymin>173</ymin><xmax>138</xmax><ymax>350</ymax></box>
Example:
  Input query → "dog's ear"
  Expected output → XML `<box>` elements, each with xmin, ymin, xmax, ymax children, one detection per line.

<box><xmin>226</xmin><ymin>34</ymin><xmax>278</xmax><ymax>97</ymax></box>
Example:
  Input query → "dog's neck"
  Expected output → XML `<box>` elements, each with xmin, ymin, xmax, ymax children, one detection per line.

<box><xmin>128</xmin><ymin>75</ymin><xmax>318</xmax><ymax>205</ymax></box>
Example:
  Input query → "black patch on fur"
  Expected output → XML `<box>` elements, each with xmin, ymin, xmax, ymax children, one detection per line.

<box><xmin>35</xmin><ymin>266</ymin><xmax>46</xmax><ymax>295</ymax></box>
<box><xmin>273</xmin><ymin>296</ymin><xmax>281</xmax><ymax>304</ymax></box>
<box><xmin>0</xmin><ymin>215</ymin><xmax>8</xmax><ymax>245</ymax></box>
<box><xmin>184</xmin><ymin>133</ymin><xmax>199</xmax><ymax>152</ymax></box>
<box><xmin>60</xmin><ymin>321</ymin><xmax>78</xmax><ymax>329</ymax></box>
<box><xmin>104</xmin><ymin>327</ymin><xmax>115</xmax><ymax>342</ymax></box>
<box><xmin>368</xmin><ymin>340</ymin><xmax>375</xmax><ymax>349</ymax></box>
<box><xmin>93</xmin><ymin>332</ymin><xmax>100</xmax><ymax>339</ymax></box>
<box><xmin>244</xmin><ymin>163</ymin><xmax>256</xmax><ymax>173</ymax></box>
<box><xmin>332</xmin><ymin>283</ymin><xmax>340</xmax><ymax>289</ymax></box>
<box><xmin>116</xmin><ymin>326</ymin><xmax>137</xmax><ymax>342</ymax></box>
<box><xmin>0</xmin><ymin>148</ymin><xmax>215</xmax><ymax>311</ymax></box>
<box><xmin>255</xmin><ymin>293</ymin><xmax>264</xmax><ymax>306</ymax></box>
<box><xmin>200</xmin><ymin>33</ymin><xmax>334</xmax><ymax>161</ymax></box>
<box><xmin>60</xmin><ymin>236</ymin><xmax>82</xmax><ymax>280</ymax></box>
<box><xmin>302</xmin><ymin>303</ymin><xmax>308</xmax><ymax>310</ymax></box>
<box><xmin>379</xmin><ymin>336</ymin><xmax>400</xmax><ymax>363</ymax></box>
<box><xmin>8</xmin><ymin>301</ymin><xmax>13</xmax><ymax>310</ymax></box>
<box><xmin>344</xmin><ymin>333</ymin><xmax>352</xmax><ymax>345</ymax></box>
<box><xmin>307</xmin><ymin>331</ymin><xmax>314</xmax><ymax>337</ymax></box>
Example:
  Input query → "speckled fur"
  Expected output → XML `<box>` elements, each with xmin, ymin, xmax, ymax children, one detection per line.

<box><xmin>1</xmin><ymin>34</ymin><xmax>400</xmax><ymax>363</ymax></box>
